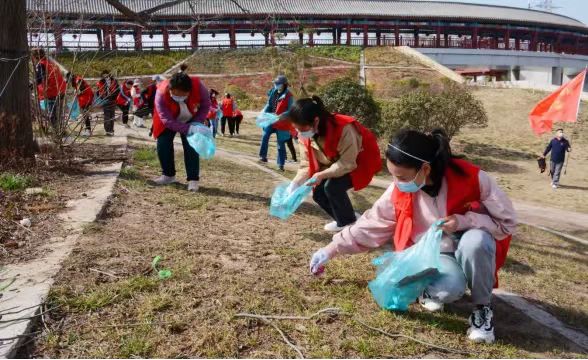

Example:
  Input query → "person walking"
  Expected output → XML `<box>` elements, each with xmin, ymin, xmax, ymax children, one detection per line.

<box><xmin>541</xmin><ymin>128</ymin><xmax>571</xmax><ymax>189</ymax></box>
<box><xmin>309</xmin><ymin>128</ymin><xmax>516</xmax><ymax>344</ymax></box>
<box><xmin>31</xmin><ymin>48</ymin><xmax>67</xmax><ymax>131</ymax></box>
<box><xmin>96</xmin><ymin>70</ymin><xmax>120</xmax><ymax>136</ymax></box>
<box><xmin>131</xmin><ymin>79</ymin><xmax>145</xmax><ymax>128</ymax></box>
<box><xmin>288</xmin><ymin>96</ymin><xmax>381</xmax><ymax>232</ymax></box>
<box><xmin>207</xmin><ymin>89</ymin><xmax>220</xmax><ymax>137</ymax></box>
<box><xmin>151</xmin><ymin>72</ymin><xmax>211</xmax><ymax>192</ymax></box>
<box><xmin>220</xmin><ymin>93</ymin><xmax>237</xmax><ymax>137</ymax></box>
<box><xmin>258</xmin><ymin>75</ymin><xmax>295</xmax><ymax>171</ymax></box>
<box><xmin>68</xmin><ymin>72</ymin><xmax>94</xmax><ymax>136</ymax></box>
<box><xmin>116</xmin><ymin>80</ymin><xmax>133</xmax><ymax>128</ymax></box>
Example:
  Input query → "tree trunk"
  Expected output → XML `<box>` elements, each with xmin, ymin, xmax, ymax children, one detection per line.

<box><xmin>0</xmin><ymin>0</ymin><xmax>35</xmax><ymax>162</ymax></box>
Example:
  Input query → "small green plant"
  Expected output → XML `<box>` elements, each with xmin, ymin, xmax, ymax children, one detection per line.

<box><xmin>133</xmin><ymin>148</ymin><xmax>159</xmax><ymax>167</ymax></box>
<box><xmin>0</xmin><ymin>173</ymin><xmax>33</xmax><ymax>191</ymax></box>
<box><xmin>317</xmin><ymin>77</ymin><xmax>382</xmax><ymax>134</ymax></box>
<box><xmin>120</xmin><ymin>166</ymin><xmax>140</xmax><ymax>180</ymax></box>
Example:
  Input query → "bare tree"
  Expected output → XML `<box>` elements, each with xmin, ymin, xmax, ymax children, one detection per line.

<box><xmin>0</xmin><ymin>0</ymin><xmax>36</xmax><ymax>162</ymax></box>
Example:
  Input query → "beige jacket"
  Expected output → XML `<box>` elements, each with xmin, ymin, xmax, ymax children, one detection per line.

<box><xmin>293</xmin><ymin>124</ymin><xmax>362</xmax><ymax>185</ymax></box>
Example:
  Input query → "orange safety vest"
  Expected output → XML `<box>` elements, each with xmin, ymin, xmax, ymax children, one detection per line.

<box><xmin>300</xmin><ymin>114</ymin><xmax>381</xmax><ymax>191</ymax></box>
<box><xmin>391</xmin><ymin>158</ymin><xmax>512</xmax><ymax>287</ymax></box>
<box><xmin>221</xmin><ymin>98</ymin><xmax>234</xmax><ymax>117</ymax></box>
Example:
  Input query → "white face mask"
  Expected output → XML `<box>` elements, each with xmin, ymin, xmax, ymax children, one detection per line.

<box><xmin>171</xmin><ymin>95</ymin><xmax>187</xmax><ymax>102</ymax></box>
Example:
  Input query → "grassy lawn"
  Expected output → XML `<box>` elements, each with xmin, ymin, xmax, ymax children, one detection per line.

<box><xmin>297</xmin><ymin>46</ymin><xmax>362</xmax><ymax>63</ymax></box>
<box><xmin>454</xmin><ymin>88</ymin><xmax>588</xmax><ymax>213</ymax></box>
<box><xmin>55</xmin><ymin>51</ymin><xmax>192</xmax><ymax>77</ymax></box>
<box><xmin>31</xmin><ymin>136</ymin><xmax>586</xmax><ymax>358</ymax></box>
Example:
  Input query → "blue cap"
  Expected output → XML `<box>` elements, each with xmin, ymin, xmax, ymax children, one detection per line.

<box><xmin>273</xmin><ymin>75</ymin><xmax>288</xmax><ymax>85</ymax></box>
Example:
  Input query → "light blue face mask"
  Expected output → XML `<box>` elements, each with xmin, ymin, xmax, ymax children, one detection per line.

<box><xmin>396</xmin><ymin>168</ymin><xmax>425</xmax><ymax>193</ymax></box>
<box><xmin>299</xmin><ymin>129</ymin><xmax>315</xmax><ymax>139</ymax></box>
<box><xmin>274</xmin><ymin>84</ymin><xmax>284</xmax><ymax>92</ymax></box>
<box><xmin>171</xmin><ymin>95</ymin><xmax>187</xmax><ymax>102</ymax></box>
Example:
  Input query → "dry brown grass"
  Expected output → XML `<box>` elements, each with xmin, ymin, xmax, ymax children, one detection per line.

<box><xmin>31</xmin><ymin>140</ymin><xmax>586</xmax><ymax>358</ymax></box>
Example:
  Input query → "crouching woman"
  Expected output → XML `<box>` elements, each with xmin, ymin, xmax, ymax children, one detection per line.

<box><xmin>309</xmin><ymin>129</ymin><xmax>516</xmax><ymax>343</ymax></box>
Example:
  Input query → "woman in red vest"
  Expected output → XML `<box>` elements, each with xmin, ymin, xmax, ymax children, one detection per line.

<box><xmin>220</xmin><ymin>93</ymin><xmax>237</xmax><ymax>137</ymax></box>
<box><xmin>31</xmin><ymin>48</ymin><xmax>67</xmax><ymax>130</ymax></box>
<box><xmin>151</xmin><ymin>72</ymin><xmax>211</xmax><ymax>192</ymax></box>
<box><xmin>68</xmin><ymin>73</ymin><xmax>94</xmax><ymax>136</ymax></box>
<box><xmin>116</xmin><ymin>80</ymin><xmax>133</xmax><ymax>128</ymax></box>
<box><xmin>288</xmin><ymin>96</ymin><xmax>381</xmax><ymax>232</ymax></box>
<box><xmin>309</xmin><ymin>129</ymin><xmax>517</xmax><ymax>344</ymax></box>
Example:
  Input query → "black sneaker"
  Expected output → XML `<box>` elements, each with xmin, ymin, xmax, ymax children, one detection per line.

<box><xmin>279</xmin><ymin>166</ymin><xmax>285</xmax><ymax>172</ymax></box>
<box><xmin>467</xmin><ymin>305</ymin><xmax>495</xmax><ymax>343</ymax></box>
<box><xmin>258</xmin><ymin>158</ymin><xmax>268</xmax><ymax>163</ymax></box>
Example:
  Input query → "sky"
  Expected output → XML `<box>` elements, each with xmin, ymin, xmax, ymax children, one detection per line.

<box><xmin>437</xmin><ymin>0</ymin><xmax>588</xmax><ymax>25</ymax></box>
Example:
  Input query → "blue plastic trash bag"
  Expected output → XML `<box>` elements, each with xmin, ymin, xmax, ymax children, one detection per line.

<box><xmin>368</xmin><ymin>220</ymin><xmax>445</xmax><ymax>311</ymax></box>
<box><xmin>68</xmin><ymin>99</ymin><xmax>80</xmax><ymax>120</ymax></box>
<box><xmin>92</xmin><ymin>97</ymin><xmax>107</xmax><ymax>108</ymax></box>
<box><xmin>256</xmin><ymin>112</ymin><xmax>279</xmax><ymax>128</ymax></box>
<box><xmin>186</xmin><ymin>123</ymin><xmax>216</xmax><ymax>159</ymax></box>
<box><xmin>270</xmin><ymin>179</ymin><xmax>316</xmax><ymax>220</ymax></box>
<box><xmin>39</xmin><ymin>100</ymin><xmax>48</xmax><ymax>111</ymax></box>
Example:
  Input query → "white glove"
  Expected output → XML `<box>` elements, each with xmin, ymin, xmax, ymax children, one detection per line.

<box><xmin>188</xmin><ymin>123</ymin><xmax>212</xmax><ymax>136</ymax></box>
<box><xmin>309</xmin><ymin>248</ymin><xmax>329</xmax><ymax>275</ymax></box>
<box><xmin>286</xmin><ymin>181</ymin><xmax>300</xmax><ymax>195</ymax></box>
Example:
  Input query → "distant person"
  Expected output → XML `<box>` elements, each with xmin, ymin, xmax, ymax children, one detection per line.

<box><xmin>220</xmin><ymin>93</ymin><xmax>237</xmax><ymax>137</ymax></box>
<box><xmin>137</xmin><ymin>75</ymin><xmax>163</xmax><ymax>136</ymax></box>
<box><xmin>258</xmin><ymin>75</ymin><xmax>295</xmax><ymax>171</ymax></box>
<box><xmin>96</xmin><ymin>70</ymin><xmax>120</xmax><ymax>136</ymax></box>
<box><xmin>151</xmin><ymin>72</ymin><xmax>211</xmax><ymax>192</ymax></box>
<box><xmin>234</xmin><ymin>107</ymin><xmax>243</xmax><ymax>136</ymax></box>
<box><xmin>67</xmin><ymin>72</ymin><xmax>94</xmax><ymax>136</ymax></box>
<box><xmin>207</xmin><ymin>89</ymin><xmax>220</xmax><ymax>137</ymax></box>
<box><xmin>116</xmin><ymin>80</ymin><xmax>133</xmax><ymax>128</ymax></box>
<box><xmin>131</xmin><ymin>79</ymin><xmax>145</xmax><ymax>128</ymax></box>
<box><xmin>540</xmin><ymin>128</ymin><xmax>571</xmax><ymax>189</ymax></box>
<box><xmin>309</xmin><ymin>128</ymin><xmax>516</xmax><ymax>344</ymax></box>
<box><xmin>31</xmin><ymin>48</ymin><xmax>67</xmax><ymax>129</ymax></box>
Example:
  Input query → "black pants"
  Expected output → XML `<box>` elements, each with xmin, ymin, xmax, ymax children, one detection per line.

<box><xmin>234</xmin><ymin>115</ymin><xmax>243</xmax><ymax>134</ymax></box>
<box><xmin>221</xmin><ymin>116</ymin><xmax>229</xmax><ymax>134</ymax></box>
<box><xmin>312</xmin><ymin>174</ymin><xmax>355</xmax><ymax>227</ymax></box>
<box><xmin>103</xmin><ymin>103</ymin><xmax>116</xmax><ymax>133</ymax></box>
<box><xmin>286</xmin><ymin>137</ymin><xmax>297</xmax><ymax>161</ymax></box>
<box><xmin>81</xmin><ymin>106</ymin><xmax>91</xmax><ymax>130</ymax></box>
<box><xmin>227</xmin><ymin>117</ymin><xmax>237</xmax><ymax>135</ymax></box>
<box><xmin>156</xmin><ymin>128</ymin><xmax>200</xmax><ymax>181</ymax></box>
<box><xmin>118</xmin><ymin>104</ymin><xmax>130</xmax><ymax>124</ymax></box>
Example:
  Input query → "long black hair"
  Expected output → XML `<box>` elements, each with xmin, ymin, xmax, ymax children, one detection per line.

<box><xmin>386</xmin><ymin>128</ymin><xmax>464</xmax><ymax>195</ymax></box>
<box><xmin>288</xmin><ymin>96</ymin><xmax>332</xmax><ymax>136</ymax></box>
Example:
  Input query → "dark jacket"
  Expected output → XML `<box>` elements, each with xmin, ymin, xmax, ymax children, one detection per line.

<box><xmin>544</xmin><ymin>137</ymin><xmax>571</xmax><ymax>163</ymax></box>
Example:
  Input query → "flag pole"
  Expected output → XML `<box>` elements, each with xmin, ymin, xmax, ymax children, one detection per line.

<box><xmin>564</xmin><ymin>67</ymin><xmax>586</xmax><ymax>175</ymax></box>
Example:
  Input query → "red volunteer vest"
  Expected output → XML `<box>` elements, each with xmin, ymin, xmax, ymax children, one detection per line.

<box><xmin>97</xmin><ymin>77</ymin><xmax>119</xmax><ymax>98</ymax></box>
<box><xmin>116</xmin><ymin>84</ymin><xmax>132</xmax><ymax>107</ymax></box>
<box><xmin>221</xmin><ymin>98</ymin><xmax>234</xmax><ymax>117</ymax></box>
<box><xmin>391</xmin><ymin>158</ymin><xmax>512</xmax><ymax>287</ymax></box>
<box><xmin>37</xmin><ymin>58</ymin><xmax>66</xmax><ymax>100</ymax></box>
<box><xmin>300</xmin><ymin>114</ymin><xmax>381</xmax><ymax>191</ymax></box>
<box><xmin>207</xmin><ymin>98</ymin><xmax>219</xmax><ymax>119</ymax></box>
<box><xmin>152</xmin><ymin>77</ymin><xmax>202</xmax><ymax>139</ymax></box>
<box><xmin>272</xmin><ymin>91</ymin><xmax>295</xmax><ymax>132</ymax></box>
<box><xmin>73</xmin><ymin>76</ymin><xmax>94</xmax><ymax>108</ymax></box>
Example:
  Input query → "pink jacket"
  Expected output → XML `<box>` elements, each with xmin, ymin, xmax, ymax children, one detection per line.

<box><xmin>324</xmin><ymin>171</ymin><xmax>517</xmax><ymax>259</ymax></box>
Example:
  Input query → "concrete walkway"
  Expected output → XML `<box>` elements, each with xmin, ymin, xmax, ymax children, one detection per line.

<box><xmin>0</xmin><ymin>137</ymin><xmax>127</xmax><ymax>358</ymax></box>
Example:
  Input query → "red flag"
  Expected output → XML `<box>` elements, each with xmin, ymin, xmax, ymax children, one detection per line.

<box><xmin>529</xmin><ymin>69</ymin><xmax>586</xmax><ymax>135</ymax></box>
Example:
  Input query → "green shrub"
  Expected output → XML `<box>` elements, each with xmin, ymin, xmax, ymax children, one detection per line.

<box><xmin>0</xmin><ymin>173</ymin><xmax>33</xmax><ymax>191</ymax></box>
<box><xmin>379</xmin><ymin>83</ymin><xmax>487</xmax><ymax>140</ymax></box>
<box><xmin>317</xmin><ymin>77</ymin><xmax>381</xmax><ymax>133</ymax></box>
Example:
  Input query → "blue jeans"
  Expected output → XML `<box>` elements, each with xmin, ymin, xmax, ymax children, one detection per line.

<box><xmin>426</xmin><ymin>229</ymin><xmax>496</xmax><ymax>305</ymax></box>
<box><xmin>259</xmin><ymin>127</ymin><xmax>291</xmax><ymax>167</ymax></box>
<box><xmin>210</xmin><ymin>117</ymin><xmax>219</xmax><ymax>138</ymax></box>
<box><xmin>157</xmin><ymin>128</ymin><xmax>200</xmax><ymax>181</ymax></box>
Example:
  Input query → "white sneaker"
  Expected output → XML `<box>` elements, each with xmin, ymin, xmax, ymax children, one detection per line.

<box><xmin>152</xmin><ymin>175</ymin><xmax>177</xmax><ymax>185</ymax></box>
<box><xmin>324</xmin><ymin>221</ymin><xmax>345</xmax><ymax>233</ymax></box>
<box><xmin>187</xmin><ymin>180</ymin><xmax>199</xmax><ymax>192</ymax></box>
<box><xmin>467</xmin><ymin>306</ymin><xmax>495</xmax><ymax>344</ymax></box>
<box><xmin>418</xmin><ymin>293</ymin><xmax>444</xmax><ymax>312</ymax></box>
<box><xmin>81</xmin><ymin>129</ymin><xmax>91</xmax><ymax>137</ymax></box>
<box><xmin>552</xmin><ymin>183</ymin><xmax>558</xmax><ymax>189</ymax></box>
